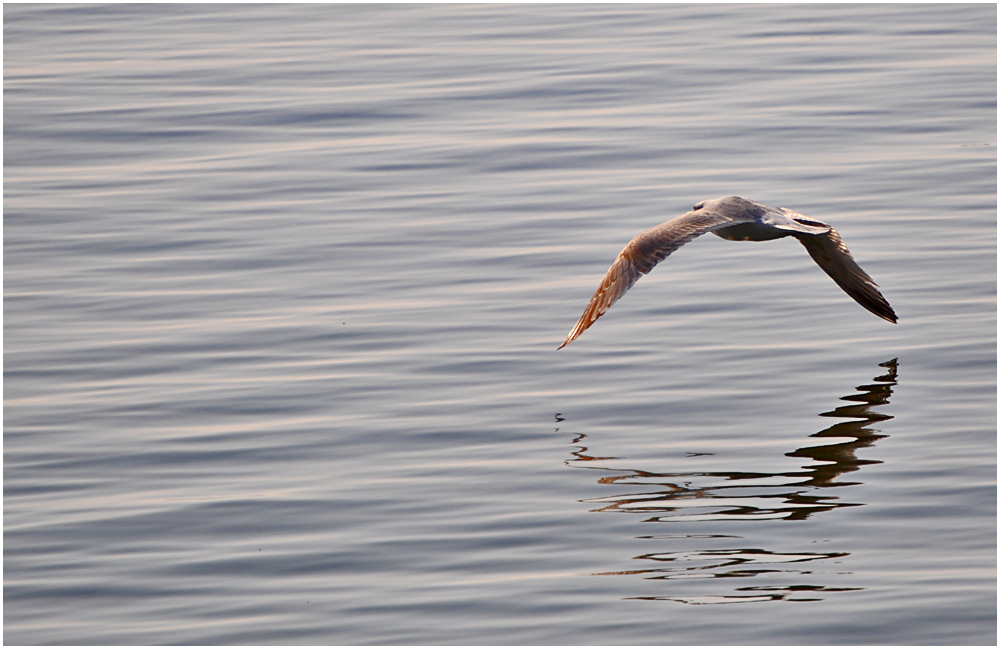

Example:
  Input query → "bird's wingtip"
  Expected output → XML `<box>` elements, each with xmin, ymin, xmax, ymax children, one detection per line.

<box><xmin>878</xmin><ymin>304</ymin><xmax>898</xmax><ymax>324</ymax></box>
<box><xmin>877</xmin><ymin>310</ymin><xmax>898</xmax><ymax>324</ymax></box>
<box><xmin>557</xmin><ymin>331</ymin><xmax>577</xmax><ymax>349</ymax></box>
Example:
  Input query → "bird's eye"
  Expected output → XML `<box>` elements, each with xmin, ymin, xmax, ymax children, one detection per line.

<box><xmin>693</xmin><ymin>201</ymin><xmax>706</xmax><ymax>211</ymax></box>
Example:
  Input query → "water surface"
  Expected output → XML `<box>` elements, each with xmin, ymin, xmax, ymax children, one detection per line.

<box><xmin>4</xmin><ymin>4</ymin><xmax>996</xmax><ymax>645</ymax></box>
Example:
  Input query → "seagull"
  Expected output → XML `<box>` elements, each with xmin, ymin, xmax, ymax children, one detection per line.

<box><xmin>558</xmin><ymin>196</ymin><xmax>896</xmax><ymax>349</ymax></box>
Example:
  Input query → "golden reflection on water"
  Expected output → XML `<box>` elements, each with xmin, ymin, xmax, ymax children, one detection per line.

<box><xmin>566</xmin><ymin>359</ymin><xmax>898</xmax><ymax>604</ymax></box>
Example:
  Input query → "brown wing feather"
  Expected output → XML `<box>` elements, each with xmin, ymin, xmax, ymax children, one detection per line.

<box><xmin>794</xmin><ymin>227</ymin><xmax>897</xmax><ymax>323</ymax></box>
<box><xmin>558</xmin><ymin>210</ymin><xmax>735</xmax><ymax>348</ymax></box>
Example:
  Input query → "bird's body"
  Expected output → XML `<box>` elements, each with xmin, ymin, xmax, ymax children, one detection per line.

<box><xmin>558</xmin><ymin>196</ymin><xmax>896</xmax><ymax>349</ymax></box>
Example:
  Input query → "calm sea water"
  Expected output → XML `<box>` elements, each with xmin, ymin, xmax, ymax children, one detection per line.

<box><xmin>4</xmin><ymin>4</ymin><xmax>996</xmax><ymax>645</ymax></box>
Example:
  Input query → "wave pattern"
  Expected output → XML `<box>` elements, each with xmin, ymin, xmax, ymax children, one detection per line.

<box><xmin>569</xmin><ymin>360</ymin><xmax>897</xmax><ymax>603</ymax></box>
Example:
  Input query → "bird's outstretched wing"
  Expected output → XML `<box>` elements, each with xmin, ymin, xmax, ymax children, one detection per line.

<box><xmin>558</xmin><ymin>210</ymin><xmax>736</xmax><ymax>349</ymax></box>
<box><xmin>793</xmin><ymin>224</ymin><xmax>897</xmax><ymax>324</ymax></box>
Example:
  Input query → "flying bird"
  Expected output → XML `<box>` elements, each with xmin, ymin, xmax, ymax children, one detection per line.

<box><xmin>558</xmin><ymin>196</ymin><xmax>896</xmax><ymax>349</ymax></box>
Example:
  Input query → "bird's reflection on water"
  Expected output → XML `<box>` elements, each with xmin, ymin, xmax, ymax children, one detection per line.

<box><xmin>564</xmin><ymin>359</ymin><xmax>898</xmax><ymax>604</ymax></box>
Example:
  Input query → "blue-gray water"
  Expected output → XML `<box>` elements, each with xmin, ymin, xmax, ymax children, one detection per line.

<box><xmin>4</xmin><ymin>4</ymin><xmax>996</xmax><ymax>645</ymax></box>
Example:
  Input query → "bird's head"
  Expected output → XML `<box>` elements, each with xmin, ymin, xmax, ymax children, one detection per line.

<box><xmin>692</xmin><ymin>196</ymin><xmax>767</xmax><ymax>220</ymax></box>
